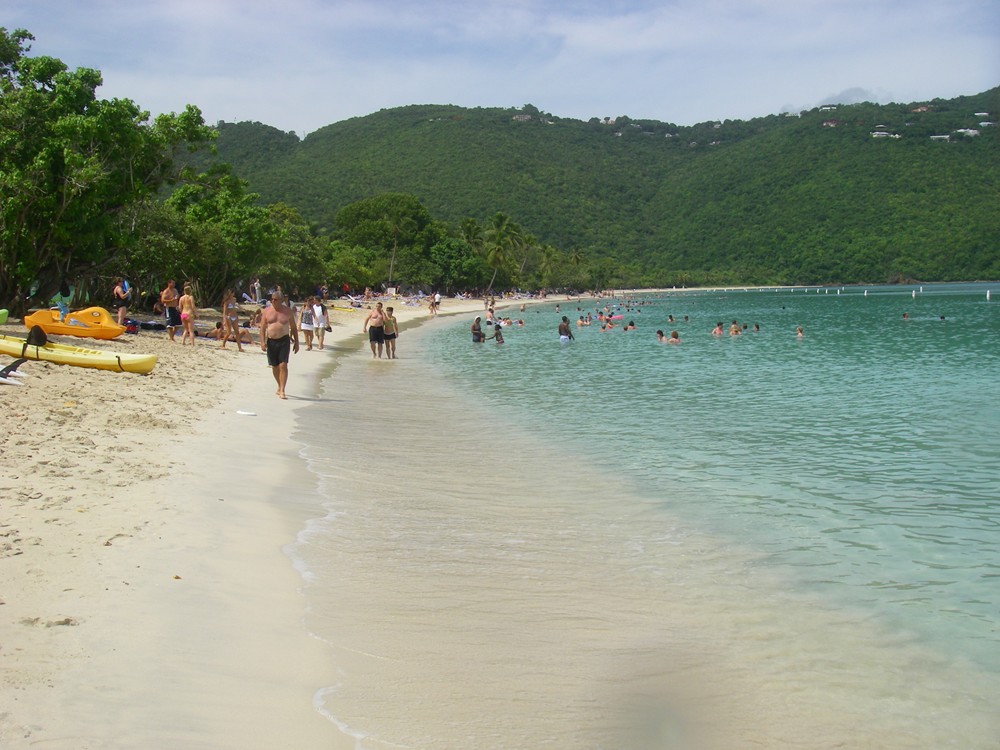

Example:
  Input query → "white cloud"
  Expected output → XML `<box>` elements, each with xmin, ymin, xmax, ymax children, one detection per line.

<box><xmin>2</xmin><ymin>0</ymin><xmax>997</xmax><ymax>134</ymax></box>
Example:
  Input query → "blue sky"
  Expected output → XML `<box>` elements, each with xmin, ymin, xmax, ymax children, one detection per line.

<box><xmin>3</xmin><ymin>0</ymin><xmax>998</xmax><ymax>136</ymax></box>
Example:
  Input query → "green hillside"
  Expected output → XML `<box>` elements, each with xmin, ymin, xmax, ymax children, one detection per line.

<box><xmin>203</xmin><ymin>90</ymin><xmax>1000</xmax><ymax>285</ymax></box>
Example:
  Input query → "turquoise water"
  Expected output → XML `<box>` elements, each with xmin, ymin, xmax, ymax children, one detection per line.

<box><xmin>427</xmin><ymin>284</ymin><xmax>1000</xmax><ymax>669</ymax></box>
<box><xmin>291</xmin><ymin>282</ymin><xmax>1000</xmax><ymax>748</ymax></box>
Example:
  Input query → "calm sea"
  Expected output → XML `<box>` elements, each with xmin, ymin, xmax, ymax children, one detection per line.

<box><xmin>289</xmin><ymin>283</ymin><xmax>1000</xmax><ymax>749</ymax></box>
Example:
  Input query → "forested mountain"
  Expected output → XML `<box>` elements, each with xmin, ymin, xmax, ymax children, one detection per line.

<box><xmin>201</xmin><ymin>90</ymin><xmax>999</xmax><ymax>285</ymax></box>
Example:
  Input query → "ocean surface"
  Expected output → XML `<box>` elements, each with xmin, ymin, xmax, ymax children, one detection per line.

<box><xmin>288</xmin><ymin>283</ymin><xmax>999</xmax><ymax>749</ymax></box>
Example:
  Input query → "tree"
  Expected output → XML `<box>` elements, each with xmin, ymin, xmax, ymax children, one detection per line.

<box><xmin>335</xmin><ymin>193</ymin><xmax>432</xmax><ymax>282</ymax></box>
<box><xmin>324</xmin><ymin>240</ymin><xmax>381</xmax><ymax>293</ymax></box>
<box><xmin>263</xmin><ymin>202</ymin><xmax>326</xmax><ymax>295</ymax></box>
<box><xmin>385</xmin><ymin>213</ymin><xmax>418</xmax><ymax>289</ymax></box>
<box><xmin>428</xmin><ymin>237</ymin><xmax>488</xmax><ymax>293</ymax></box>
<box><xmin>165</xmin><ymin>166</ymin><xmax>280</xmax><ymax>302</ymax></box>
<box><xmin>483</xmin><ymin>212</ymin><xmax>522</xmax><ymax>292</ymax></box>
<box><xmin>536</xmin><ymin>244</ymin><xmax>561</xmax><ymax>288</ymax></box>
<box><xmin>0</xmin><ymin>28</ymin><xmax>215</xmax><ymax>312</ymax></box>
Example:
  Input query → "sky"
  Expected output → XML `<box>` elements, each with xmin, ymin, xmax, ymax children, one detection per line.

<box><xmin>3</xmin><ymin>0</ymin><xmax>998</xmax><ymax>137</ymax></box>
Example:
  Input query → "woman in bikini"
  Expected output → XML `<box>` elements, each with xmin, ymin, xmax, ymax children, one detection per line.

<box><xmin>179</xmin><ymin>283</ymin><xmax>197</xmax><ymax>345</ymax></box>
<box><xmin>220</xmin><ymin>289</ymin><xmax>243</xmax><ymax>351</ymax></box>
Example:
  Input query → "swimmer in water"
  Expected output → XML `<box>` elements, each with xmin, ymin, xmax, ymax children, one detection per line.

<box><xmin>558</xmin><ymin>316</ymin><xmax>575</xmax><ymax>342</ymax></box>
<box><xmin>486</xmin><ymin>324</ymin><xmax>504</xmax><ymax>343</ymax></box>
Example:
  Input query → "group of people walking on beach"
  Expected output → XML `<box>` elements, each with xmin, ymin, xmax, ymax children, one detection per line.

<box><xmin>149</xmin><ymin>280</ymin><xmax>338</xmax><ymax>399</ymax></box>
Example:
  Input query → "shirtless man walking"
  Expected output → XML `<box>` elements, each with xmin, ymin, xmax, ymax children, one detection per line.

<box><xmin>259</xmin><ymin>291</ymin><xmax>300</xmax><ymax>399</ymax></box>
<box><xmin>160</xmin><ymin>279</ymin><xmax>181</xmax><ymax>342</ymax></box>
<box><xmin>363</xmin><ymin>301</ymin><xmax>386</xmax><ymax>359</ymax></box>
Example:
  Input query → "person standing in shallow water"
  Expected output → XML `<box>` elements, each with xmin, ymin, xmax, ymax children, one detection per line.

<box><xmin>383</xmin><ymin>306</ymin><xmax>399</xmax><ymax>359</ymax></box>
<box><xmin>363</xmin><ymin>302</ymin><xmax>386</xmax><ymax>359</ymax></box>
<box><xmin>558</xmin><ymin>316</ymin><xmax>574</xmax><ymax>342</ymax></box>
<box><xmin>260</xmin><ymin>291</ymin><xmax>299</xmax><ymax>399</ymax></box>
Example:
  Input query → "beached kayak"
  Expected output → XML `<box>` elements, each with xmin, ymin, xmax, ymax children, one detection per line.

<box><xmin>23</xmin><ymin>307</ymin><xmax>125</xmax><ymax>339</ymax></box>
<box><xmin>0</xmin><ymin>309</ymin><xmax>8</xmax><ymax>325</ymax></box>
<box><xmin>0</xmin><ymin>333</ymin><xmax>156</xmax><ymax>374</ymax></box>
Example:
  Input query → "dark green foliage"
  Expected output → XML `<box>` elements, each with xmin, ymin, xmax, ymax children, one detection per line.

<box><xmin>205</xmin><ymin>92</ymin><xmax>1000</xmax><ymax>286</ymax></box>
<box><xmin>0</xmin><ymin>28</ymin><xmax>217</xmax><ymax>312</ymax></box>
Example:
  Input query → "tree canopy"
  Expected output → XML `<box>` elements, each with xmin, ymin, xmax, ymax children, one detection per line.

<box><xmin>202</xmin><ymin>94</ymin><xmax>1000</xmax><ymax>287</ymax></box>
<box><xmin>3</xmin><ymin>26</ymin><xmax>996</xmax><ymax>314</ymax></box>
<box><xmin>0</xmin><ymin>28</ymin><xmax>217</xmax><ymax>312</ymax></box>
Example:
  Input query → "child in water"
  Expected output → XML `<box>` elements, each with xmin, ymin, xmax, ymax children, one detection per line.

<box><xmin>486</xmin><ymin>324</ymin><xmax>504</xmax><ymax>343</ymax></box>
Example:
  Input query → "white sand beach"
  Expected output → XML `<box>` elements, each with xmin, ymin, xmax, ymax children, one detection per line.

<box><xmin>0</xmin><ymin>296</ymin><xmax>493</xmax><ymax>749</ymax></box>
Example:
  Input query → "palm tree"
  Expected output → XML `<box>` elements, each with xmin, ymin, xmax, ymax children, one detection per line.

<box><xmin>537</xmin><ymin>244</ymin><xmax>560</xmax><ymax>288</ymax></box>
<box><xmin>484</xmin><ymin>212</ymin><xmax>521</xmax><ymax>292</ymax></box>
<box><xmin>460</xmin><ymin>218</ymin><xmax>484</xmax><ymax>252</ymax></box>
<box><xmin>517</xmin><ymin>233</ymin><xmax>538</xmax><ymax>277</ymax></box>
<box><xmin>384</xmin><ymin>214</ymin><xmax>417</xmax><ymax>289</ymax></box>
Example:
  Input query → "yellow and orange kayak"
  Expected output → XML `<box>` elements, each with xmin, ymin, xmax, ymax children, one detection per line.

<box><xmin>23</xmin><ymin>307</ymin><xmax>125</xmax><ymax>339</ymax></box>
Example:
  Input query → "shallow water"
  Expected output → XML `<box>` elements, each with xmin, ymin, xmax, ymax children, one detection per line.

<box><xmin>289</xmin><ymin>284</ymin><xmax>1000</xmax><ymax>748</ymax></box>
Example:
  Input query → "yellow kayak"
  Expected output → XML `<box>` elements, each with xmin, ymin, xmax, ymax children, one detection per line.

<box><xmin>23</xmin><ymin>307</ymin><xmax>125</xmax><ymax>339</ymax></box>
<box><xmin>0</xmin><ymin>333</ymin><xmax>156</xmax><ymax>374</ymax></box>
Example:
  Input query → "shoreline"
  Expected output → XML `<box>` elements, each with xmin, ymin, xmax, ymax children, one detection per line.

<box><xmin>3</xmin><ymin>285</ymin><xmax>997</xmax><ymax>746</ymax></box>
<box><xmin>0</xmin><ymin>295</ymin><xmax>496</xmax><ymax>748</ymax></box>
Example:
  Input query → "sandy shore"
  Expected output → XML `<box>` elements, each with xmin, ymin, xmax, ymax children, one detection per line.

<box><xmin>0</xmin><ymin>296</ymin><xmax>500</xmax><ymax>749</ymax></box>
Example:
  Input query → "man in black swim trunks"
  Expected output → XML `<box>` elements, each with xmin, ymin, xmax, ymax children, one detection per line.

<box><xmin>259</xmin><ymin>291</ymin><xmax>299</xmax><ymax>399</ymax></box>
<box><xmin>363</xmin><ymin>301</ymin><xmax>386</xmax><ymax>359</ymax></box>
<box><xmin>160</xmin><ymin>280</ymin><xmax>181</xmax><ymax>342</ymax></box>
